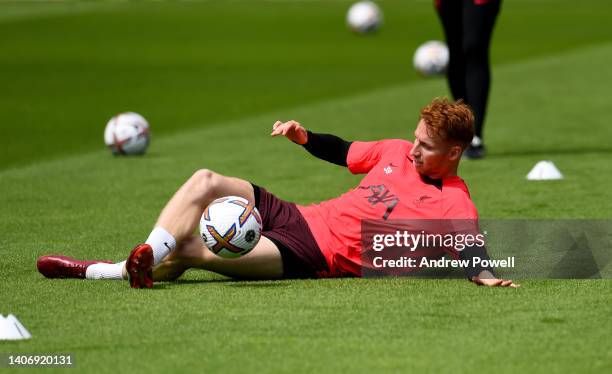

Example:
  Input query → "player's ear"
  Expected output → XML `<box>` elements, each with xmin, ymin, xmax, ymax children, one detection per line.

<box><xmin>448</xmin><ymin>145</ymin><xmax>462</xmax><ymax>161</ymax></box>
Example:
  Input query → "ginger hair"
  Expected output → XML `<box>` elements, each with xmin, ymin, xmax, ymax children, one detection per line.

<box><xmin>419</xmin><ymin>97</ymin><xmax>475</xmax><ymax>149</ymax></box>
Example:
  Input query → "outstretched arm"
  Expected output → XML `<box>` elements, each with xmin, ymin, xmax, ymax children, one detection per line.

<box><xmin>460</xmin><ymin>245</ymin><xmax>519</xmax><ymax>288</ymax></box>
<box><xmin>271</xmin><ymin>120</ymin><xmax>352</xmax><ymax>167</ymax></box>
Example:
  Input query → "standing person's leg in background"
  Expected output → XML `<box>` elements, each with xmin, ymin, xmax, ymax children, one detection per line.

<box><xmin>462</xmin><ymin>0</ymin><xmax>501</xmax><ymax>158</ymax></box>
<box><xmin>436</xmin><ymin>0</ymin><xmax>465</xmax><ymax>104</ymax></box>
<box><xmin>436</xmin><ymin>0</ymin><xmax>502</xmax><ymax>159</ymax></box>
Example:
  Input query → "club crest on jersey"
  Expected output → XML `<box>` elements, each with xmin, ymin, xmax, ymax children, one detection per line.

<box><xmin>383</xmin><ymin>163</ymin><xmax>398</xmax><ymax>175</ymax></box>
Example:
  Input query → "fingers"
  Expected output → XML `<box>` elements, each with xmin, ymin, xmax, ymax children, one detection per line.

<box><xmin>499</xmin><ymin>279</ymin><xmax>520</xmax><ymax>288</ymax></box>
<box><xmin>270</xmin><ymin>121</ymin><xmax>283</xmax><ymax>136</ymax></box>
<box><xmin>270</xmin><ymin>120</ymin><xmax>302</xmax><ymax>137</ymax></box>
<box><xmin>472</xmin><ymin>277</ymin><xmax>521</xmax><ymax>288</ymax></box>
<box><xmin>503</xmin><ymin>279</ymin><xmax>520</xmax><ymax>288</ymax></box>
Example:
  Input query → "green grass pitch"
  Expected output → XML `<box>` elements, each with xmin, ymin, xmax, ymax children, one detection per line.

<box><xmin>1</xmin><ymin>0</ymin><xmax>612</xmax><ymax>372</ymax></box>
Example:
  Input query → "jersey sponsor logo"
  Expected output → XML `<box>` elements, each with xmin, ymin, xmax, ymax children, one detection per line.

<box><xmin>358</xmin><ymin>184</ymin><xmax>399</xmax><ymax>220</ymax></box>
<box><xmin>413</xmin><ymin>195</ymin><xmax>432</xmax><ymax>207</ymax></box>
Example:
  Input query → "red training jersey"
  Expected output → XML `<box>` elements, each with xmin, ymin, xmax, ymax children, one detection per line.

<box><xmin>297</xmin><ymin>139</ymin><xmax>478</xmax><ymax>277</ymax></box>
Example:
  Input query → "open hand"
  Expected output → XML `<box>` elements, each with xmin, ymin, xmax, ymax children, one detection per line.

<box><xmin>270</xmin><ymin>120</ymin><xmax>308</xmax><ymax>145</ymax></box>
<box><xmin>472</xmin><ymin>276</ymin><xmax>520</xmax><ymax>288</ymax></box>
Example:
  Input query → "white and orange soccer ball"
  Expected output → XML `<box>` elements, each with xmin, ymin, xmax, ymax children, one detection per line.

<box><xmin>413</xmin><ymin>40</ymin><xmax>449</xmax><ymax>77</ymax></box>
<box><xmin>347</xmin><ymin>1</ymin><xmax>382</xmax><ymax>34</ymax></box>
<box><xmin>200</xmin><ymin>196</ymin><xmax>263</xmax><ymax>259</ymax></box>
<box><xmin>104</xmin><ymin>112</ymin><xmax>150</xmax><ymax>155</ymax></box>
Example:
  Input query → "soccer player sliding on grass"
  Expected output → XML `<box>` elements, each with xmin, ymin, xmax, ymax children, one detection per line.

<box><xmin>38</xmin><ymin>98</ymin><xmax>518</xmax><ymax>288</ymax></box>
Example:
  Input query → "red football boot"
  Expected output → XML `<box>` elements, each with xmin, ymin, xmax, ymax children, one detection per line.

<box><xmin>126</xmin><ymin>244</ymin><xmax>154</xmax><ymax>289</ymax></box>
<box><xmin>37</xmin><ymin>255</ymin><xmax>113</xmax><ymax>279</ymax></box>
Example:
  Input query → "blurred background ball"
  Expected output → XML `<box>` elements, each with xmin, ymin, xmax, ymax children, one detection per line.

<box><xmin>104</xmin><ymin>112</ymin><xmax>150</xmax><ymax>155</ymax></box>
<box><xmin>347</xmin><ymin>1</ymin><xmax>382</xmax><ymax>34</ymax></box>
<box><xmin>413</xmin><ymin>40</ymin><xmax>449</xmax><ymax>77</ymax></box>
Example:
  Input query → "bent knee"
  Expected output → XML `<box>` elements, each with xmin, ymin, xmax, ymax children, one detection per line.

<box><xmin>191</xmin><ymin>168</ymin><xmax>217</xmax><ymax>185</ymax></box>
<box><xmin>189</xmin><ymin>169</ymin><xmax>224</xmax><ymax>196</ymax></box>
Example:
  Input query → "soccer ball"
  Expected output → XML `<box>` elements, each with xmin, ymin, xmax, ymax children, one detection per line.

<box><xmin>413</xmin><ymin>40</ymin><xmax>449</xmax><ymax>77</ymax></box>
<box><xmin>347</xmin><ymin>1</ymin><xmax>382</xmax><ymax>34</ymax></box>
<box><xmin>200</xmin><ymin>196</ymin><xmax>263</xmax><ymax>259</ymax></box>
<box><xmin>104</xmin><ymin>112</ymin><xmax>150</xmax><ymax>155</ymax></box>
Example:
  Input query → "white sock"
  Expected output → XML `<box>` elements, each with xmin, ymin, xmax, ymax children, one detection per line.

<box><xmin>146</xmin><ymin>226</ymin><xmax>177</xmax><ymax>265</ymax></box>
<box><xmin>85</xmin><ymin>261</ymin><xmax>126</xmax><ymax>280</ymax></box>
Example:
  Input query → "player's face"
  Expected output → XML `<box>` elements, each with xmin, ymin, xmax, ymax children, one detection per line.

<box><xmin>409</xmin><ymin>119</ymin><xmax>461</xmax><ymax>179</ymax></box>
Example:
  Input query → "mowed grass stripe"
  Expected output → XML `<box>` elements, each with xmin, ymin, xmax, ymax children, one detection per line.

<box><xmin>1</xmin><ymin>41</ymin><xmax>612</xmax><ymax>197</ymax></box>
<box><xmin>2</xmin><ymin>0</ymin><xmax>612</xmax><ymax>170</ymax></box>
<box><xmin>0</xmin><ymin>1</ymin><xmax>121</xmax><ymax>24</ymax></box>
<box><xmin>3</xmin><ymin>39</ymin><xmax>612</xmax><ymax>177</ymax></box>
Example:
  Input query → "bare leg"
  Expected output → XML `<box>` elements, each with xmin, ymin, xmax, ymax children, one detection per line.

<box><xmin>156</xmin><ymin>169</ymin><xmax>256</xmax><ymax>242</ymax></box>
<box><xmin>40</xmin><ymin>170</ymin><xmax>263</xmax><ymax>283</ymax></box>
<box><xmin>123</xmin><ymin>170</ymin><xmax>259</xmax><ymax>283</ymax></box>
<box><xmin>153</xmin><ymin>234</ymin><xmax>284</xmax><ymax>281</ymax></box>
